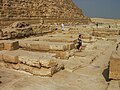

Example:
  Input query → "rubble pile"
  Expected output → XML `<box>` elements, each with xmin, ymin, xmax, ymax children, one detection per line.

<box><xmin>0</xmin><ymin>21</ymin><xmax>33</xmax><ymax>39</ymax></box>
<box><xmin>0</xmin><ymin>21</ymin><xmax>56</xmax><ymax>39</ymax></box>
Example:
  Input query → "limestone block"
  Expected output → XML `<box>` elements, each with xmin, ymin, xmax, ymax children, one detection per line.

<box><xmin>49</xmin><ymin>43</ymin><xmax>67</xmax><ymax>51</ymax></box>
<box><xmin>0</xmin><ymin>49</ymin><xmax>57</xmax><ymax>67</ymax></box>
<box><xmin>18</xmin><ymin>41</ymin><xmax>27</xmax><ymax>48</ymax></box>
<box><xmin>82</xmin><ymin>35</ymin><xmax>92</xmax><ymax>39</ymax></box>
<box><xmin>109</xmin><ymin>52</ymin><xmax>120</xmax><ymax>80</ymax></box>
<box><xmin>31</xmin><ymin>67</ymin><xmax>52</xmax><ymax>76</ymax></box>
<box><xmin>19</xmin><ymin>40</ymin><xmax>73</xmax><ymax>51</ymax></box>
<box><xmin>67</xmin><ymin>43</ymin><xmax>75</xmax><ymax>50</ymax></box>
<box><xmin>109</xmin><ymin>59</ymin><xmax>120</xmax><ymax>80</ymax></box>
<box><xmin>0</xmin><ymin>42</ymin><xmax>4</xmax><ymax>50</ymax></box>
<box><xmin>51</xmin><ymin>50</ymin><xmax>75</xmax><ymax>59</ymax></box>
<box><xmin>0</xmin><ymin>52</ymin><xmax>3</xmax><ymax>61</ymax></box>
<box><xmin>10</xmin><ymin>50</ymin><xmax>56</xmax><ymax>68</ymax></box>
<box><xmin>15</xmin><ymin>64</ymin><xmax>33</xmax><ymax>72</ymax></box>
<box><xmin>31</xmin><ymin>63</ymin><xmax>64</xmax><ymax>76</ymax></box>
<box><xmin>2</xmin><ymin>51</ymin><xmax>19</xmax><ymax>63</ymax></box>
<box><xmin>3</xmin><ymin>62</ymin><xmax>64</xmax><ymax>77</ymax></box>
<box><xmin>18</xmin><ymin>54</ymin><xmax>57</xmax><ymax>68</ymax></box>
<box><xmin>0</xmin><ymin>29</ymin><xmax>3</xmax><ymax>38</ymax></box>
<box><xmin>38</xmin><ymin>42</ymin><xmax>50</xmax><ymax>51</ymax></box>
<box><xmin>19</xmin><ymin>41</ymin><xmax>50</xmax><ymax>51</ymax></box>
<box><xmin>38</xmin><ymin>36</ymin><xmax>77</xmax><ymax>43</ymax></box>
<box><xmin>4</xmin><ymin>40</ymin><xmax>19</xmax><ymax>50</ymax></box>
<box><xmin>29</xmin><ymin>42</ymin><xmax>44</xmax><ymax>51</ymax></box>
<box><xmin>18</xmin><ymin>55</ymin><xmax>41</xmax><ymax>68</ymax></box>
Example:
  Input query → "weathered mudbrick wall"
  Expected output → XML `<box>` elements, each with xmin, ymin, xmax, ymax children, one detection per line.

<box><xmin>0</xmin><ymin>0</ymin><xmax>91</xmax><ymax>27</ymax></box>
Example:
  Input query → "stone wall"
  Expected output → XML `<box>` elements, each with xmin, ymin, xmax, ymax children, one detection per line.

<box><xmin>0</xmin><ymin>0</ymin><xmax>91</xmax><ymax>27</ymax></box>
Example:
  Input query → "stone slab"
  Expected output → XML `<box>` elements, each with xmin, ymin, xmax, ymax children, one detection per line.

<box><xmin>4</xmin><ymin>40</ymin><xmax>19</xmax><ymax>50</ymax></box>
<box><xmin>0</xmin><ymin>42</ymin><xmax>4</xmax><ymax>50</ymax></box>
<box><xmin>0</xmin><ymin>50</ymin><xmax>56</xmax><ymax>68</ymax></box>
<box><xmin>38</xmin><ymin>36</ymin><xmax>77</xmax><ymax>43</ymax></box>
<box><xmin>49</xmin><ymin>43</ymin><xmax>67</xmax><ymax>51</ymax></box>
<box><xmin>0</xmin><ymin>61</ymin><xmax>64</xmax><ymax>77</ymax></box>
<box><xmin>109</xmin><ymin>59</ymin><xmax>120</xmax><ymax>80</ymax></box>
<box><xmin>62</xmin><ymin>58</ymin><xmax>82</xmax><ymax>72</ymax></box>
<box><xmin>0</xmin><ymin>49</ymin><xmax>64</xmax><ymax>67</ymax></box>
<box><xmin>19</xmin><ymin>40</ymin><xmax>74</xmax><ymax>51</ymax></box>
<box><xmin>0</xmin><ymin>50</ymin><xmax>19</xmax><ymax>63</ymax></box>
<box><xmin>50</xmin><ymin>50</ymin><xmax>75</xmax><ymax>59</ymax></box>
<box><xmin>18</xmin><ymin>50</ymin><xmax>56</xmax><ymax>68</ymax></box>
<box><xmin>0</xmin><ymin>51</ymin><xmax>3</xmax><ymax>61</ymax></box>
<box><xmin>19</xmin><ymin>41</ymin><xmax>50</xmax><ymax>51</ymax></box>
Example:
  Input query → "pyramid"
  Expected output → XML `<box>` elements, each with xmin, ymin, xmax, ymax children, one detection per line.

<box><xmin>0</xmin><ymin>0</ymin><xmax>91</xmax><ymax>25</ymax></box>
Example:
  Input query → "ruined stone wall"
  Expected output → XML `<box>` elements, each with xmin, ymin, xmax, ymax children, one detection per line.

<box><xmin>0</xmin><ymin>0</ymin><xmax>90</xmax><ymax>26</ymax></box>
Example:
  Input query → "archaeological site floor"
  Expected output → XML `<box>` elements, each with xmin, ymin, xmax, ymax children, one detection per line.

<box><xmin>0</xmin><ymin>23</ymin><xmax>120</xmax><ymax>90</ymax></box>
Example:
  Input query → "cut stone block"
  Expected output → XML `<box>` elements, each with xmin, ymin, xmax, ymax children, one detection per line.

<box><xmin>0</xmin><ymin>50</ymin><xmax>57</xmax><ymax>68</ymax></box>
<box><xmin>51</xmin><ymin>50</ymin><xmax>75</xmax><ymax>59</ymax></box>
<box><xmin>19</xmin><ymin>55</ymin><xmax>41</xmax><ymax>68</ymax></box>
<box><xmin>18</xmin><ymin>51</ymin><xmax>57</xmax><ymax>68</ymax></box>
<box><xmin>38</xmin><ymin>36</ymin><xmax>77</xmax><ymax>43</ymax></box>
<box><xmin>0</xmin><ymin>52</ymin><xmax>3</xmax><ymax>61</ymax></box>
<box><xmin>109</xmin><ymin>59</ymin><xmax>120</xmax><ymax>80</ymax></box>
<box><xmin>1</xmin><ymin>51</ymin><xmax>19</xmax><ymax>63</ymax></box>
<box><xmin>31</xmin><ymin>67</ymin><xmax>52</xmax><ymax>76</ymax></box>
<box><xmin>30</xmin><ymin>41</ymin><xmax>50</xmax><ymax>51</ymax></box>
<box><xmin>0</xmin><ymin>42</ymin><xmax>4</xmax><ymax>50</ymax></box>
<box><xmin>67</xmin><ymin>43</ymin><xmax>75</xmax><ymax>50</ymax></box>
<box><xmin>19</xmin><ymin>41</ymin><xmax>50</xmax><ymax>51</ymax></box>
<box><xmin>4</xmin><ymin>40</ymin><xmax>19</xmax><ymax>50</ymax></box>
<box><xmin>1</xmin><ymin>62</ymin><xmax>64</xmax><ymax>77</ymax></box>
<box><xmin>49</xmin><ymin>43</ymin><xmax>67</xmax><ymax>51</ymax></box>
<box><xmin>22</xmin><ymin>64</ymin><xmax>64</xmax><ymax>76</ymax></box>
<box><xmin>109</xmin><ymin>52</ymin><xmax>120</xmax><ymax>80</ymax></box>
<box><xmin>19</xmin><ymin>40</ymin><xmax>74</xmax><ymax>51</ymax></box>
<box><xmin>49</xmin><ymin>42</ymin><xmax>75</xmax><ymax>51</ymax></box>
<box><xmin>82</xmin><ymin>35</ymin><xmax>92</xmax><ymax>39</ymax></box>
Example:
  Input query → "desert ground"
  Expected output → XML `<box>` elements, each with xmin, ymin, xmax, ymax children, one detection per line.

<box><xmin>0</xmin><ymin>18</ymin><xmax>120</xmax><ymax>90</ymax></box>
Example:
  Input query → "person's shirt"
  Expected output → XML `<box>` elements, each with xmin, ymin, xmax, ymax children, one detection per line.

<box><xmin>61</xmin><ymin>24</ymin><xmax>64</xmax><ymax>28</ymax></box>
<box><xmin>77</xmin><ymin>37</ymin><xmax>82</xmax><ymax>44</ymax></box>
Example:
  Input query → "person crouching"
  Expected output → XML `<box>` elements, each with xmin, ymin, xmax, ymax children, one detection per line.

<box><xmin>77</xmin><ymin>34</ymin><xmax>82</xmax><ymax>51</ymax></box>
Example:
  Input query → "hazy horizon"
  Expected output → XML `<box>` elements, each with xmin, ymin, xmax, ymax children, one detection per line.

<box><xmin>73</xmin><ymin>0</ymin><xmax>120</xmax><ymax>19</ymax></box>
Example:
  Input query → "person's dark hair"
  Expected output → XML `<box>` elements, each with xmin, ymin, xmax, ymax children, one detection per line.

<box><xmin>79</xmin><ymin>34</ymin><xmax>81</xmax><ymax>38</ymax></box>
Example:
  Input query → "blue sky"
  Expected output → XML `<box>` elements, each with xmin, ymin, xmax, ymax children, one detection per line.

<box><xmin>73</xmin><ymin>0</ymin><xmax>120</xmax><ymax>18</ymax></box>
